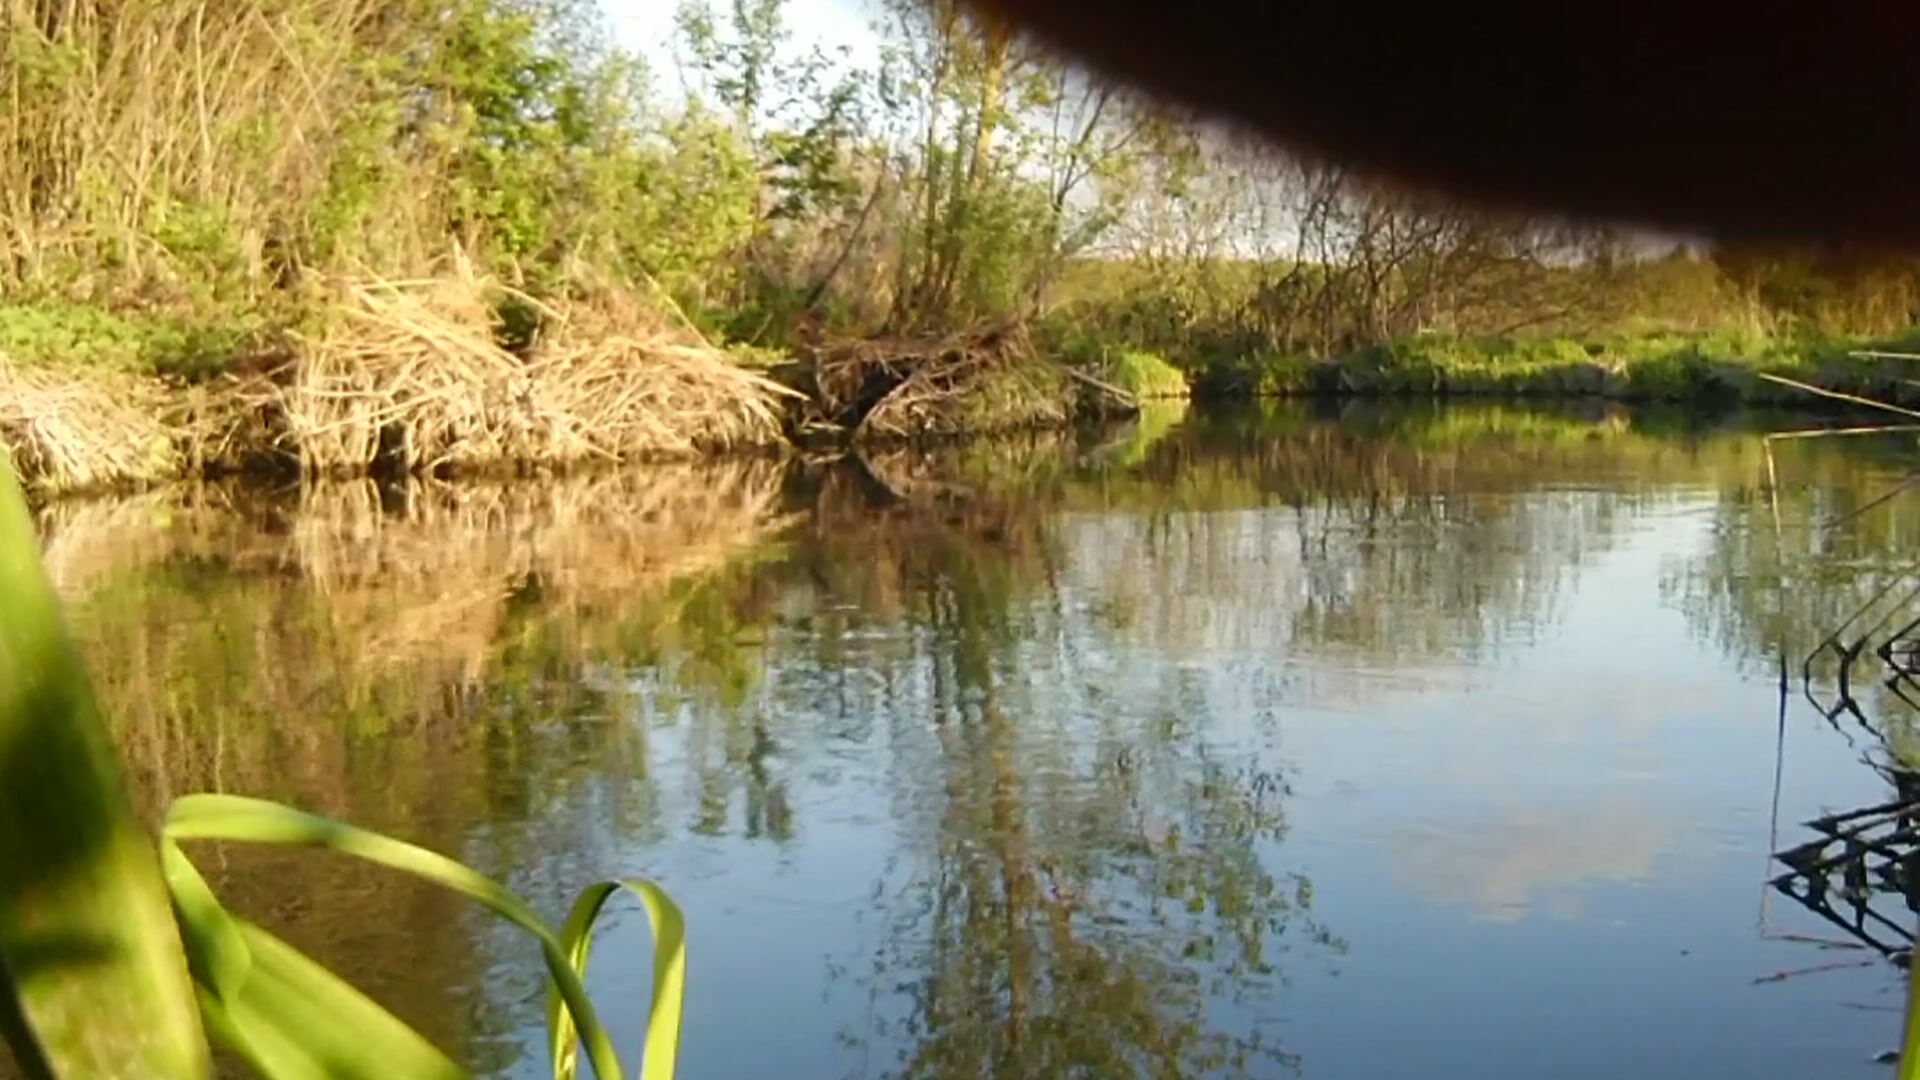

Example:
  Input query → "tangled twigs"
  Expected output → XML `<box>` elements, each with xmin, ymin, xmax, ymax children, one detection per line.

<box><xmin>807</xmin><ymin>323</ymin><xmax>1078</xmax><ymax>439</ymax></box>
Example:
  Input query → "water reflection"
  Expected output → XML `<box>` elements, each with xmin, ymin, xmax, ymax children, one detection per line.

<box><xmin>37</xmin><ymin>400</ymin><xmax>1920</xmax><ymax>1077</ymax></box>
<box><xmin>806</xmin><ymin>480</ymin><xmax>1333</xmax><ymax>1076</ymax></box>
<box><xmin>1772</xmin><ymin>780</ymin><xmax>1920</xmax><ymax>962</ymax></box>
<box><xmin>1393</xmin><ymin>802</ymin><xmax>1671</xmax><ymax>922</ymax></box>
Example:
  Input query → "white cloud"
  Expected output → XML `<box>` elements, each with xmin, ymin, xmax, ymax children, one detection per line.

<box><xmin>1391</xmin><ymin>803</ymin><xmax>1671</xmax><ymax>922</ymax></box>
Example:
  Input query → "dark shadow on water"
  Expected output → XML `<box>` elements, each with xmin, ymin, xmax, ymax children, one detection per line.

<box><xmin>1772</xmin><ymin>784</ymin><xmax>1920</xmax><ymax>964</ymax></box>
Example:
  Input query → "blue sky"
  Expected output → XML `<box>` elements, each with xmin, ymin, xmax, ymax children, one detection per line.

<box><xmin>599</xmin><ymin>0</ymin><xmax>879</xmax><ymax>89</ymax></box>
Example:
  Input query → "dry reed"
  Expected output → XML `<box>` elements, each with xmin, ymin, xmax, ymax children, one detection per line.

<box><xmin>0</xmin><ymin>352</ymin><xmax>177</xmax><ymax>492</ymax></box>
<box><xmin>1</xmin><ymin>0</ymin><xmax>449</xmax><ymax>295</ymax></box>
<box><xmin>259</xmin><ymin>264</ymin><xmax>795</xmax><ymax>475</ymax></box>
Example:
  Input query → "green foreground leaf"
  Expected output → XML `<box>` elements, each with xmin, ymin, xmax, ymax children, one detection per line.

<box><xmin>164</xmin><ymin>840</ymin><xmax>463</xmax><ymax>1079</ymax></box>
<box><xmin>550</xmin><ymin>881</ymin><xmax>687</xmax><ymax>1080</ymax></box>
<box><xmin>165</xmin><ymin>794</ymin><xmax>687</xmax><ymax>1080</ymax></box>
<box><xmin>0</xmin><ymin>461</ymin><xmax>207</xmax><ymax>1076</ymax></box>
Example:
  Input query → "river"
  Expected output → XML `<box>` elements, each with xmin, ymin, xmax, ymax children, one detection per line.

<box><xmin>36</xmin><ymin>400</ymin><xmax>1920</xmax><ymax>1078</ymax></box>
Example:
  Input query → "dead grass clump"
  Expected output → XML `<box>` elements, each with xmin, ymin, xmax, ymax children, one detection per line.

<box><xmin>0</xmin><ymin>353</ymin><xmax>177</xmax><ymax>492</ymax></box>
<box><xmin>809</xmin><ymin>323</ymin><xmax>1085</xmax><ymax>439</ymax></box>
<box><xmin>261</xmin><ymin>265</ymin><xmax>794</xmax><ymax>475</ymax></box>
<box><xmin>535</xmin><ymin>287</ymin><xmax>796</xmax><ymax>459</ymax></box>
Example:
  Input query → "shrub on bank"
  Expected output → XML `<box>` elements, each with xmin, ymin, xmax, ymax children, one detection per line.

<box><xmin>1051</xmin><ymin>334</ymin><xmax>1191</xmax><ymax>400</ymax></box>
<box><xmin>0</xmin><ymin>303</ymin><xmax>255</xmax><ymax>380</ymax></box>
<box><xmin>1101</xmin><ymin>349</ymin><xmax>1189</xmax><ymax>400</ymax></box>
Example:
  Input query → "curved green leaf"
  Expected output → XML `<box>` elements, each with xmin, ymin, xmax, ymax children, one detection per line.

<box><xmin>164</xmin><ymin>842</ymin><xmax>463</xmax><ymax>1079</ymax></box>
<box><xmin>159</xmin><ymin>840</ymin><xmax>251</xmax><ymax>1001</ymax></box>
<box><xmin>163</xmin><ymin>794</ymin><xmax>625</xmax><ymax>1080</ymax></box>
<box><xmin>205</xmin><ymin>918</ymin><xmax>465</xmax><ymax>1080</ymax></box>
<box><xmin>0</xmin><ymin>463</ymin><xmax>207</xmax><ymax>1076</ymax></box>
<box><xmin>549</xmin><ymin>881</ymin><xmax>687</xmax><ymax>1080</ymax></box>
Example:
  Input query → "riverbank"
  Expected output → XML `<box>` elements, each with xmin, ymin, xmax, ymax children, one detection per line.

<box><xmin>1190</xmin><ymin>332</ymin><xmax>1920</xmax><ymax>406</ymax></box>
<box><xmin>0</xmin><ymin>286</ymin><xmax>1197</xmax><ymax>493</ymax></box>
<box><xmin>3</xmin><ymin>290</ymin><xmax>1910</xmax><ymax>496</ymax></box>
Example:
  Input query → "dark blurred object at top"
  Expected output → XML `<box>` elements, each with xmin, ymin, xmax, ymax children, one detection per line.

<box><xmin>969</xmin><ymin>1</ymin><xmax>1920</xmax><ymax>246</ymax></box>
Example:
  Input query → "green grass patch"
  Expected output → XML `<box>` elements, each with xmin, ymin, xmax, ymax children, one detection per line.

<box><xmin>0</xmin><ymin>302</ymin><xmax>257</xmax><ymax>380</ymax></box>
<box><xmin>1100</xmin><ymin>348</ymin><xmax>1189</xmax><ymax>399</ymax></box>
<box><xmin>722</xmin><ymin>341</ymin><xmax>791</xmax><ymax>369</ymax></box>
<box><xmin>1191</xmin><ymin>330</ymin><xmax>1920</xmax><ymax>407</ymax></box>
<box><xmin>1052</xmin><ymin>334</ymin><xmax>1190</xmax><ymax>398</ymax></box>
<box><xmin>960</xmin><ymin>362</ymin><xmax>1076</xmax><ymax>432</ymax></box>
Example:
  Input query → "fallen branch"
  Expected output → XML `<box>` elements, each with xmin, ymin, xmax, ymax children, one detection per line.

<box><xmin>1757</xmin><ymin>372</ymin><xmax>1920</xmax><ymax>421</ymax></box>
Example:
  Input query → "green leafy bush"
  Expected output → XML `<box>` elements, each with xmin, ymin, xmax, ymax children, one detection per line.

<box><xmin>1103</xmin><ymin>349</ymin><xmax>1189</xmax><ymax>399</ymax></box>
<box><xmin>0</xmin><ymin>303</ymin><xmax>256</xmax><ymax>379</ymax></box>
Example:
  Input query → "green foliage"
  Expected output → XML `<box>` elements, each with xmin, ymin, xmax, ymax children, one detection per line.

<box><xmin>0</xmin><ymin>304</ymin><xmax>161</xmax><ymax>371</ymax></box>
<box><xmin>1074</xmin><ymin>347</ymin><xmax>1187</xmax><ymax>399</ymax></box>
<box><xmin>625</xmin><ymin>110</ymin><xmax>761</xmax><ymax>303</ymax></box>
<box><xmin>147</xmin><ymin>199</ymin><xmax>252</xmax><ymax>304</ymax></box>
<box><xmin>0</xmin><ymin>462</ymin><xmax>209</xmax><ymax>1077</ymax></box>
<box><xmin>1187</xmin><ymin>330</ymin><xmax>1920</xmax><ymax>405</ymax></box>
<box><xmin>163</xmin><ymin>795</ymin><xmax>686</xmax><ymax>1080</ymax></box>
<box><xmin>0</xmin><ymin>303</ymin><xmax>255</xmax><ymax>379</ymax></box>
<box><xmin>676</xmin><ymin>0</ymin><xmax>786</xmax><ymax>125</ymax></box>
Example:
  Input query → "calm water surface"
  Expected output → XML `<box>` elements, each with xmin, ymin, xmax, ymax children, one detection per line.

<box><xmin>40</xmin><ymin>401</ymin><xmax>1920</xmax><ymax>1078</ymax></box>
